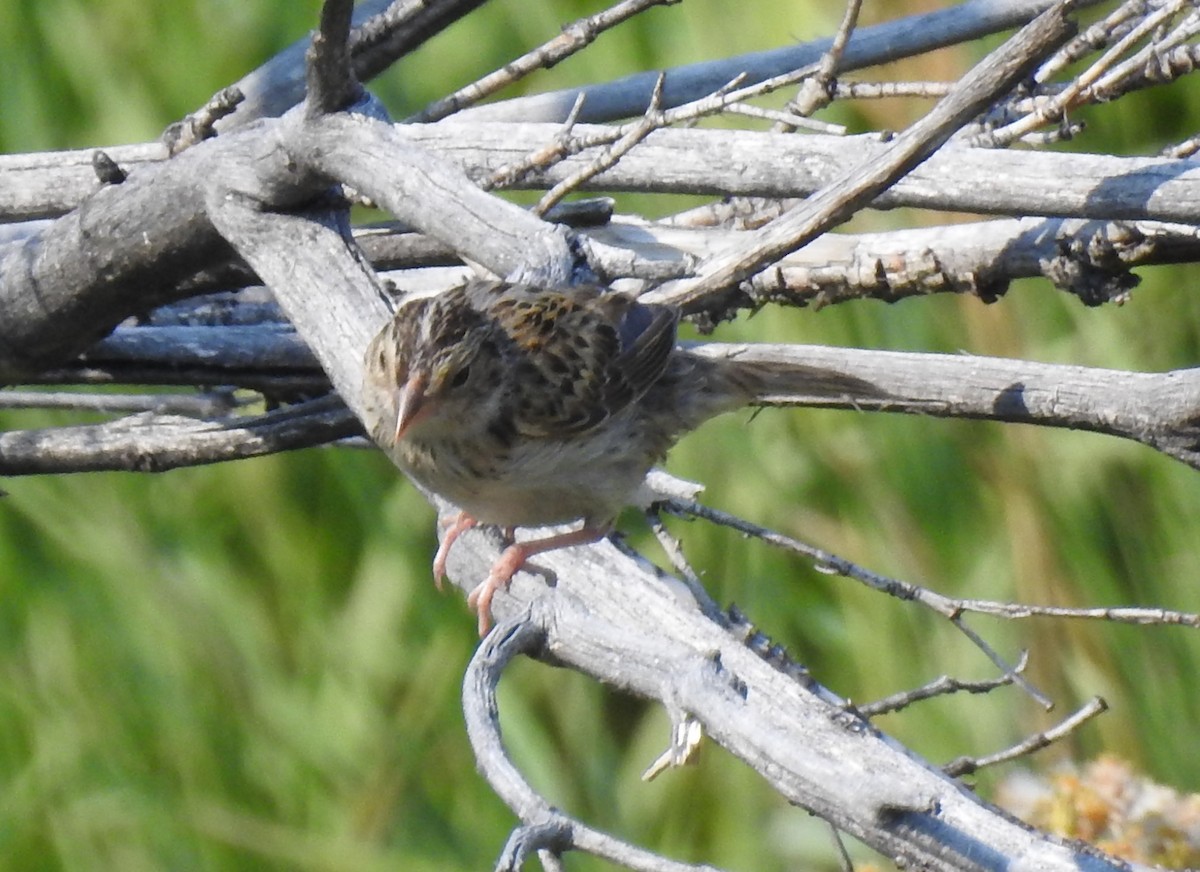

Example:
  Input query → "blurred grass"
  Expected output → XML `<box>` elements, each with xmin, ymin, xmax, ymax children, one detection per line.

<box><xmin>2</xmin><ymin>0</ymin><xmax>1200</xmax><ymax>869</ymax></box>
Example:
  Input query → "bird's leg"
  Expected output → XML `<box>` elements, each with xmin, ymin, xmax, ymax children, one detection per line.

<box><xmin>432</xmin><ymin>511</ymin><xmax>478</xmax><ymax>590</ymax></box>
<box><xmin>467</xmin><ymin>523</ymin><xmax>611</xmax><ymax>636</ymax></box>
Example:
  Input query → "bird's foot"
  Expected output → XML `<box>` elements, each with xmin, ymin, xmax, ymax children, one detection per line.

<box><xmin>432</xmin><ymin>512</ymin><xmax>478</xmax><ymax>591</ymax></box>
<box><xmin>466</xmin><ymin>542</ymin><xmax>531</xmax><ymax>636</ymax></box>
<box><xmin>466</xmin><ymin>524</ymin><xmax>612</xmax><ymax>636</ymax></box>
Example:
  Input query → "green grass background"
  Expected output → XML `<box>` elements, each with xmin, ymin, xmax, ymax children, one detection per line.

<box><xmin>2</xmin><ymin>0</ymin><xmax>1199</xmax><ymax>869</ymax></box>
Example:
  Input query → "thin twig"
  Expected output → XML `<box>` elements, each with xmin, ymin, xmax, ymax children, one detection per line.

<box><xmin>485</xmin><ymin>93</ymin><xmax>588</xmax><ymax>190</ymax></box>
<box><xmin>664</xmin><ymin>497</ymin><xmax>1052</xmax><ymax>706</ymax></box>
<box><xmin>411</xmin><ymin>0</ymin><xmax>679</xmax><ymax>123</ymax></box>
<box><xmin>782</xmin><ymin>0</ymin><xmax>862</xmax><ymax>121</ymax></box>
<box><xmin>453</xmin><ymin>0</ymin><xmax>1104</xmax><ymax>124</ymax></box>
<box><xmin>666</xmin><ymin>498</ymin><xmax>1200</xmax><ymax>629</ymax></box>
<box><xmin>858</xmin><ymin>652</ymin><xmax>1032</xmax><ymax>718</ymax></box>
<box><xmin>832</xmin><ymin>80</ymin><xmax>954</xmax><ymax>100</ymax></box>
<box><xmin>943</xmin><ymin>697</ymin><xmax>1109</xmax><ymax>777</ymax></box>
<box><xmin>535</xmin><ymin>73</ymin><xmax>669</xmax><ymax>215</ymax></box>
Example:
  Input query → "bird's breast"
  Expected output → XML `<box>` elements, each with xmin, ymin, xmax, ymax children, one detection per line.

<box><xmin>393</xmin><ymin>417</ymin><xmax>665</xmax><ymax>528</ymax></box>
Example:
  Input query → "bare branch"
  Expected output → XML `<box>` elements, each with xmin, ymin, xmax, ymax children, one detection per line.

<box><xmin>944</xmin><ymin>697</ymin><xmax>1109</xmax><ymax>777</ymax></box>
<box><xmin>0</xmin><ymin>389</ymin><xmax>242</xmax><ymax>417</ymax></box>
<box><xmin>448</xmin><ymin>539</ymin><xmax>1143</xmax><ymax>871</ymax></box>
<box><xmin>13</xmin><ymin>125</ymin><xmax>1200</xmax><ymax>229</ymax></box>
<box><xmin>412</xmin><ymin>0</ymin><xmax>679</xmax><ymax>123</ymax></box>
<box><xmin>210</xmin><ymin>0</ymin><xmax>493</xmax><ymax>132</ymax></box>
<box><xmin>455</xmin><ymin>0</ymin><xmax>1099</xmax><ymax>123</ymax></box>
<box><xmin>0</xmin><ymin>395</ymin><xmax>358</xmax><ymax>475</ymax></box>
<box><xmin>663</xmin><ymin>497</ymin><xmax>1049</xmax><ymax>707</ymax></box>
<box><xmin>781</xmin><ymin>0</ymin><xmax>862</xmax><ymax>121</ymax></box>
<box><xmin>10</xmin><ymin>296</ymin><xmax>1200</xmax><ymax>475</ymax></box>
<box><xmin>687</xmin><ymin>342</ymin><xmax>1200</xmax><ymax>470</ymax></box>
<box><xmin>667</xmin><ymin>483</ymin><xmax>1200</xmax><ymax>629</ymax></box>
<box><xmin>465</xmin><ymin>618</ymin><xmax>729</xmax><ymax>872</ymax></box>
<box><xmin>976</xmin><ymin>0</ymin><xmax>1194</xmax><ymax>147</ymax></box>
<box><xmin>858</xmin><ymin>653</ymin><xmax>1033</xmax><ymax>719</ymax></box>
<box><xmin>304</xmin><ymin>0</ymin><xmax>360</xmax><ymax>117</ymax></box>
<box><xmin>662</xmin><ymin>0</ymin><xmax>1080</xmax><ymax>309</ymax></box>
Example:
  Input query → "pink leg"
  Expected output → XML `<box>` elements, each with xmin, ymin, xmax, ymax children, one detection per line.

<box><xmin>466</xmin><ymin>524</ymin><xmax>610</xmax><ymax>636</ymax></box>
<box><xmin>432</xmin><ymin>512</ymin><xmax>478</xmax><ymax>591</ymax></box>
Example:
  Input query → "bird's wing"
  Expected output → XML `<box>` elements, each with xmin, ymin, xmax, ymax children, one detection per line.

<box><xmin>488</xmin><ymin>285</ymin><xmax>678</xmax><ymax>438</ymax></box>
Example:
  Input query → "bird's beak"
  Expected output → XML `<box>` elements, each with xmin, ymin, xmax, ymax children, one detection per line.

<box><xmin>394</xmin><ymin>372</ymin><xmax>429</xmax><ymax>441</ymax></box>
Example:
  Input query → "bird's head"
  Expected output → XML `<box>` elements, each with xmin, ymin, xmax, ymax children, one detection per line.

<box><xmin>364</xmin><ymin>290</ymin><xmax>503</xmax><ymax>445</ymax></box>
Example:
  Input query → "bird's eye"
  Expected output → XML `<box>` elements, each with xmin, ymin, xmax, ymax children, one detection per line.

<box><xmin>449</xmin><ymin>366</ymin><xmax>471</xmax><ymax>388</ymax></box>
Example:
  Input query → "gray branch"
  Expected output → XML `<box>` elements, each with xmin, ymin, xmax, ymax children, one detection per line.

<box><xmin>456</xmin><ymin>532</ymin><xmax>1144</xmax><ymax>872</ymax></box>
<box><xmin>5</xmin><ymin>326</ymin><xmax>1198</xmax><ymax>474</ymax></box>
<box><xmin>9</xmin><ymin>125</ymin><xmax>1200</xmax><ymax>229</ymax></box>
<box><xmin>452</xmin><ymin>0</ymin><xmax>1099</xmax><ymax>123</ymax></box>
<box><xmin>0</xmin><ymin>395</ymin><xmax>358</xmax><ymax>474</ymax></box>
<box><xmin>0</xmin><ymin>0</ymin><xmax>1192</xmax><ymax>868</ymax></box>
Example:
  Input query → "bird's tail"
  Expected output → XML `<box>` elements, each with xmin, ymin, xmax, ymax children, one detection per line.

<box><xmin>674</xmin><ymin>343</ymin><xmax>885</xmax><ymax>426</ymax></box>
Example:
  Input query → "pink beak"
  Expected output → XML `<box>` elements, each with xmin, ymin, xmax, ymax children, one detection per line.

<box><xmin>394</xmin><ymin>372</ymin><xmax>429</xmax><ymax>441</ymax></box>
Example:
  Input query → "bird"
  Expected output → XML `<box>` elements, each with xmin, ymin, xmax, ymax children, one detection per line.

<box><xmin>362</xmin><ymin>278</ymin><xmax>837</xmax><ymax>635</ymax></box>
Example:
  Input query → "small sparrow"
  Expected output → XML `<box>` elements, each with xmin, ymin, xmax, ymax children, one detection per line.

<box><xmin>363</xmin><ymin>279</ymin><xmax>819</xmax><ymax>634</ymax></box>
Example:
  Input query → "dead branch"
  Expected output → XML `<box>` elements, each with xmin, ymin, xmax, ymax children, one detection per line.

<box><xmin>2</xmin><ymin>0</ymin><xmax>1197</xmax><ymax>869</ymax></box>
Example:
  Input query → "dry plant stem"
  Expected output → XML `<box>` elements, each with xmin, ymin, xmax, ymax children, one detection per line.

<box><xmin>412</xmin><ymin>0</ymin><xmax>678</xmax><ymax>123</ymax></box>
<box><xmin>347</xmin><ymin>0</ymin><xmax>495</xmax><ymax>83</ymax></box>
<box><xmin>0</xmin><ymin>390</ymin><xmax>242</xmax><ymax>417</ymax></box>
<box><xmin>161</xmin><ymin>87</ymin><xmax>243</xmax><ymax>155</ymax></box>
<box><xmin>334</xmin><ymin>124</ymin><xmax>1200</xmax><ymax>223</ymax></box>
<box><xmin>305</xmin><ymin>0</ymin><xmax>360</xmax><ymax>118</ymax></box>
<box><xmin>663</xmin><ymin>0</ymin><xmax>1080</xmax><ymax>309</ymax></box>
<box><xmin>834</xmin><ymin>81</ymin><xmax>953</xmax><ymax>99</ymax></box>
<box><xmin>28</xmin><ymin>365</ymin><xmax>330</xmax><ymax>397</ymax></box>
<box><xmin>484</xmin><ymin>94</ymin><xmax>588</xmax><ymax>190</ymax></box>
<box><xmin>203</xmin><ymin>204</ymin><xmax>384</xmax><ymax>418</ymax></box>
<box><xmin>827</xmin><ymin>828</ymin><xmax>855</xmax><ymax>872</ymax></box>
<box><xmin>452</xmin><ymin>547</ymin><xmax>1141</xmax><ymax>871</ymax></box>
<box><xmin>296</xmin><ymin>113</ymin><xmax>589</xmax><ymax>286</ymax></box>
<box><xmin>1086</xmin><ymin>15</ymin><xmax>1200</xmax><ymax>98</ymax></box>
<box><xmin>0</xmin><ymin>105</ymin><xmax>589</xmax><ymax>379</ymax></box>
<box><xmin>1165</xmin><ymin>132</ymin><xmax>1200</xmax><ymax>159</ymax></box>
<box><xmin>943</xmin><ymin>697</ymin><xmax>1109</xmax><ymax>778</ymax></box>
<box><xmin>534</xmin><ymin>74</ymin><xmax>668</xmax><ymax>215</ymax></box>
<box><xmin>455</xmin><ymin>0</ymin><xmax>1099</xmax><ymax>123</ymax></box>
<box><xmin>722</xmin><ymin>102</ymin><xmax>843</xmax><ymax>133</ymax></box>
<box><xmin>1035</xmin><ymin>0</ymin><xmax>1147</xmax><ymax>82</ymax></box>
<box><xmin>627</xmin><ymin>517</ymin><xmax>724</xmax><ymax>623</ymax></box>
